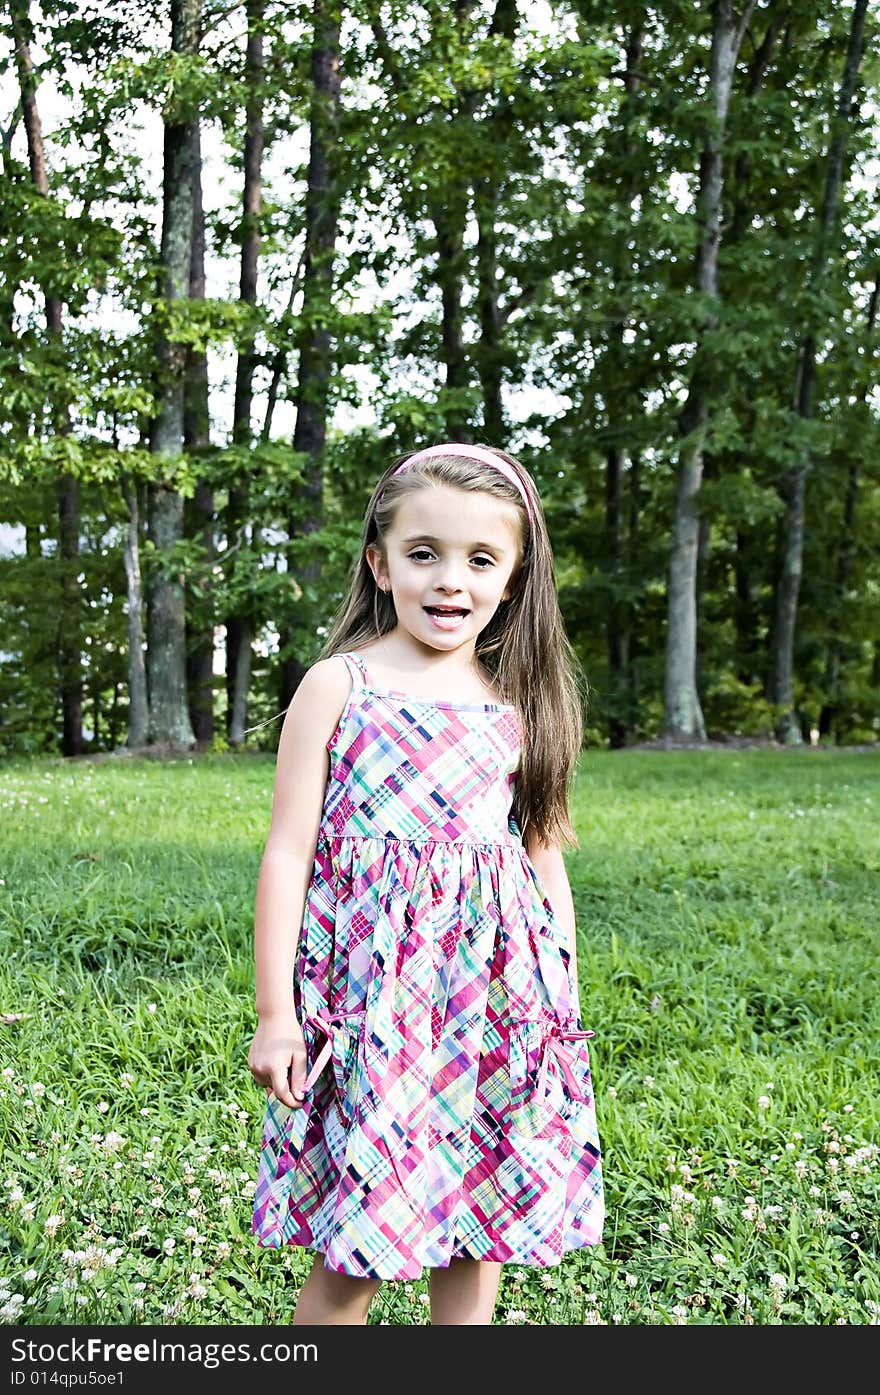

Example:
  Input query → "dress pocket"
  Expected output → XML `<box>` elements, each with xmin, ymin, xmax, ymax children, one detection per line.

<box><xmin>303</xmin><ymin>1009</ymin><xmax>365</xmax><ymax>1128</ymax></box>
<box><xmin>509</xmin><ymin>1018</ymin><xmax>594</xmax><ymax>1139</ymax></box>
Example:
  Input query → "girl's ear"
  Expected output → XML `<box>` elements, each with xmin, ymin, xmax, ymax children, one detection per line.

<box><xmin>501</xmin><ymin>565</ymin><xmax>521</xmax><ymax>603</ymax></box>
<box><xmin>365</xmin><ymin>544</ymin><xmax>389</xmax><ymax>592</ymax></box>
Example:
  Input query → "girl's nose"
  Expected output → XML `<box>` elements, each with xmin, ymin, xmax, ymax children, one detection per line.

<box><xmin>434</xmin><ymin>572</ymin><xmax>465</xmax><ymax>594</ymax></box>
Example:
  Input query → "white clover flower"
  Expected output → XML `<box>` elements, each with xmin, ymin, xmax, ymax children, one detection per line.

<box><xmin>606</xmin><ymin>1086</ymin><xmax>618</xmax><ymax>1098</ymax></box>
<box><xmin>768</xmin><ymin>1273</ymin><xmax>787</xmax><ymax>1292</ymax></box>
<box><xmin>505</xmin><ymin>1308</ymin><xmax>528</xmax><ymax>1325</ymax></box>
<box><xmin>624</xmin><ymin>1273</ymin><xmax>637</xmax><ymax>1288</ymax></box>
<box><xmin>758</xmin><ymin>1095</ymin><xmax>772</xmax><ymax>1110</ymax></box>
<box><xmin>712</xmin><ymin>1254</ymin><xmax>726</xmax><ymax>1267</ymax></box>
<box><xmin>147</xmin><ymin>1004</ymin><xmax>157</xmax><ymax>1014</ymax></box>
<box><xmin>43</xmin><ymin>1215</ymin><xmax>64</xmax><ymax>1236</ymax></box>
<box><xmin>658</xmin><ymin>1222</ymin><xmax>671</xmax><ymax>1234</ymax></box>
<box><xmin>162</xmin><ymin>1238</ymin><xmax>175</xmax><ymax>1255</ymax></box>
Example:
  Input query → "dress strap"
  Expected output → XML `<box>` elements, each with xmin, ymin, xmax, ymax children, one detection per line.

<box><xmin>340</xmin><ymin>651</ymin><xmax>370</xmax><ymax>686</ymax></box>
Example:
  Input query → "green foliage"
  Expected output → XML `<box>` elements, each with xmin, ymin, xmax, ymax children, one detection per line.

<box><xmin>0</xmin><ymin>0</ymin><xmax>878</xmax><ymax>753</ymax></box>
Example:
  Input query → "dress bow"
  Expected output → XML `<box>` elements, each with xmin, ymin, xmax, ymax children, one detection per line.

<box><xmin>536</xmin><ymin>1026</ymin><xmax>594</xmax><ymax>1104</ymax></box>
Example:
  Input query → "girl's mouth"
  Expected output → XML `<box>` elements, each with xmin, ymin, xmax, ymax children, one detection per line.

<box><xmin>424</xmin><ymin>605</ymin><xmax>470</xmax><ymax>630</ymax></box>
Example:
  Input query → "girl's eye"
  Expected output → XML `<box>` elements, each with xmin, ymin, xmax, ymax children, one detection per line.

<box><xmin>408</xmin><ymin>549</ymin><xmax>435</xmax><ymax>562</ymax></box>
<box><xmin>471</xmin><ymin>555</ymin><xmax>494</xmax><ymax>568</ymax></box>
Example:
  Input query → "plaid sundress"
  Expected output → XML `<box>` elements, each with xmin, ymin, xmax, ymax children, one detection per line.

<box><xmin>252</xmin><ymin>650</ymin><xmax>604</xmax><ymax>1279</ymax></box>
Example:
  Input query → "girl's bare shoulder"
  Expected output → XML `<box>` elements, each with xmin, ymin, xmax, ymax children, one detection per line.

<box><xmin>279</xmin><ymin>655</ymin><xmax>353</xmax><ymax>745</ymax></box>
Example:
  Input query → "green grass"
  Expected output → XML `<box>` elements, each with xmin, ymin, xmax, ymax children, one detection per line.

<box><xmin>0</xmin><ymin>749</ymin><xmax>878</xmax><ymax>1325</ymax></box>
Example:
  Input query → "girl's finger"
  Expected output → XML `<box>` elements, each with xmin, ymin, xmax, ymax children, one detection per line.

<box><xmin>270</xmin><ymin>1071</ymin><xmax>299</xmax><ymax>1108</ymax></box>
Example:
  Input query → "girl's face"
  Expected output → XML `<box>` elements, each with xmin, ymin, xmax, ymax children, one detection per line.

<box><xmin>366</xmin><ymin>484</ymin><xmax>522</xmax><ymax>656</ymax></box>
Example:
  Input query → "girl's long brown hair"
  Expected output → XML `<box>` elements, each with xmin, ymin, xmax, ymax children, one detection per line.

<box><xmin>319</xmin><ymin>447</ymin><xmax>586</xmax><ymax>849</ymax></box>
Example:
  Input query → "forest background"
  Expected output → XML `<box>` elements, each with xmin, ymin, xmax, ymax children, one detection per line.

<box><xmin>1</xmin><ymin>0</ymin><xmax>878</xmax><ymax>757</ymax></box>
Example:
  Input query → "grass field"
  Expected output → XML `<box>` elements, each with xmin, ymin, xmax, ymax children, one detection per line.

<box><xmin>1</xmin><ymin>748</ymin><xmax>878</xmax><ymax>1325</ymax></box>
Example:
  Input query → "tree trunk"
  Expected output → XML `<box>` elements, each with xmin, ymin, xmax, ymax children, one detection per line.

<box><xmin>474</xmin><ymin>180</ymin><xmax>504</xmax><ymax>444</ymax></box>
<box><xmin>605</xmin><ymin>443</ymin><xmax>629</xmax><ymax>749</ymax></box>
<box><xmin>183</xmin><ymin>122</ymin><xmax>215</xmax><ymax>746</ymax></box>
<box><xmin>57</xmin><ymin>478</ymin><xmax>82</xmax><ymax>753</ymax></box>
<box><xmin>626</xmin><ymin>447</ymin><xmax>642</xmax><ymax>724</ymax></box>
<box><xmin>663</xmin><ymin>0</ymin><xmax>755</xmax><ymax>741</ymax></box>
<box><xmin>768</xmin><ymin>0</ymin><xmax>868</xmax><ymax>744</ymax></box>
<box><xmin>10</xmin><ymin>0</ymin><xmax>82</xmax><ymax>755</ymax></box>
<box><xmin>431</xmin><ymin>196</ymin><xmax>469</xmax><ymax>440</ymax></box>
<box><xmin>733</xmin><ymin>530</ymin><xmax>759</xmax><ymax>686</ymax></box>
<box><xmin>280</xmin><ymin>0</ymin><xmax>342</xmax><ymax>704</ymax></box>
<box><xmin>147</xmin><ymin>0</ymin><xmax>201</xmax><ymax>748</ymax></box>
<box><xmin>724</xmin><ymin>6</ymin><xmax>783</xmax><ymax>699</ymax></box>
<box><xmin>604</xmin><ymin>20</ymin><xmax>644</xmax><ymax>749</ymax></box>
<box><xmin>121</xmin><ymin>475</ymin><xmax>149</xmax><ymax>747</ymax></box>
<box><xmin>472</xmin><ymin>0</ymin><xmax>517</xmax><ymax>446</ymax></box>
<box><xmin>227</xmin><ymin>0</ymin><xmax>265</xmax><ymax>746</ymax></box>
<box><xmin>818</xmin><ymin>270</ymin><xmax>877</xmax><ymax>739</ymax></box>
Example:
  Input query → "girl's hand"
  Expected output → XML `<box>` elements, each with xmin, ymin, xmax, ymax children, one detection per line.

<box><xmin>248</xmin><ymin>1013</ymin><xmax>308</xmax><ymax>1109</ymax></box>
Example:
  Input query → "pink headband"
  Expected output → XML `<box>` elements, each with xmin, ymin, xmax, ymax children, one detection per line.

<box><xmin>390</xmin><ymin>443</ymin><xmax>534</xmax><ymax>526</ymax></box>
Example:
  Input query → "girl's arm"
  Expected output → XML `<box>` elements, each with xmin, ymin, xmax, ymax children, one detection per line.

<box><xmin>525</xmin><ymin>832</ymin><xmax>582</xmax><ymax>1015</ymax></box>
<box><xmin>247</xmin><ymin>657</ymin><xmax>351</xmax><ymax>1107</ymax></box>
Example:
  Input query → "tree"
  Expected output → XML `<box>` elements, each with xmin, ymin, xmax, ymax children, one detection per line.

<box><xmin>146</xmin><ymin>0</ymin><xmax>201</xmax><ymax>749</ymax></box>
<box><xmin>663</xmin><ymin>0</ymin><xmax>756</xmax><ymax>742</ymax></box>
<box><xmin>766</xmin><ymin>0</ymin><xmax>869</xmax><ymax>743</ymax></box>
<box><xmin>9</xmin><ymin>0</ymin><xmax>82</xmax><ymax>754</ymax></box>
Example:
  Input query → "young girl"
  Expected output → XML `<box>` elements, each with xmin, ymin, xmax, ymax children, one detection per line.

<box><xmin>247</xmin><ymin>442</ymin><xmax>604</xmax><ymax>1325</ymax></box>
